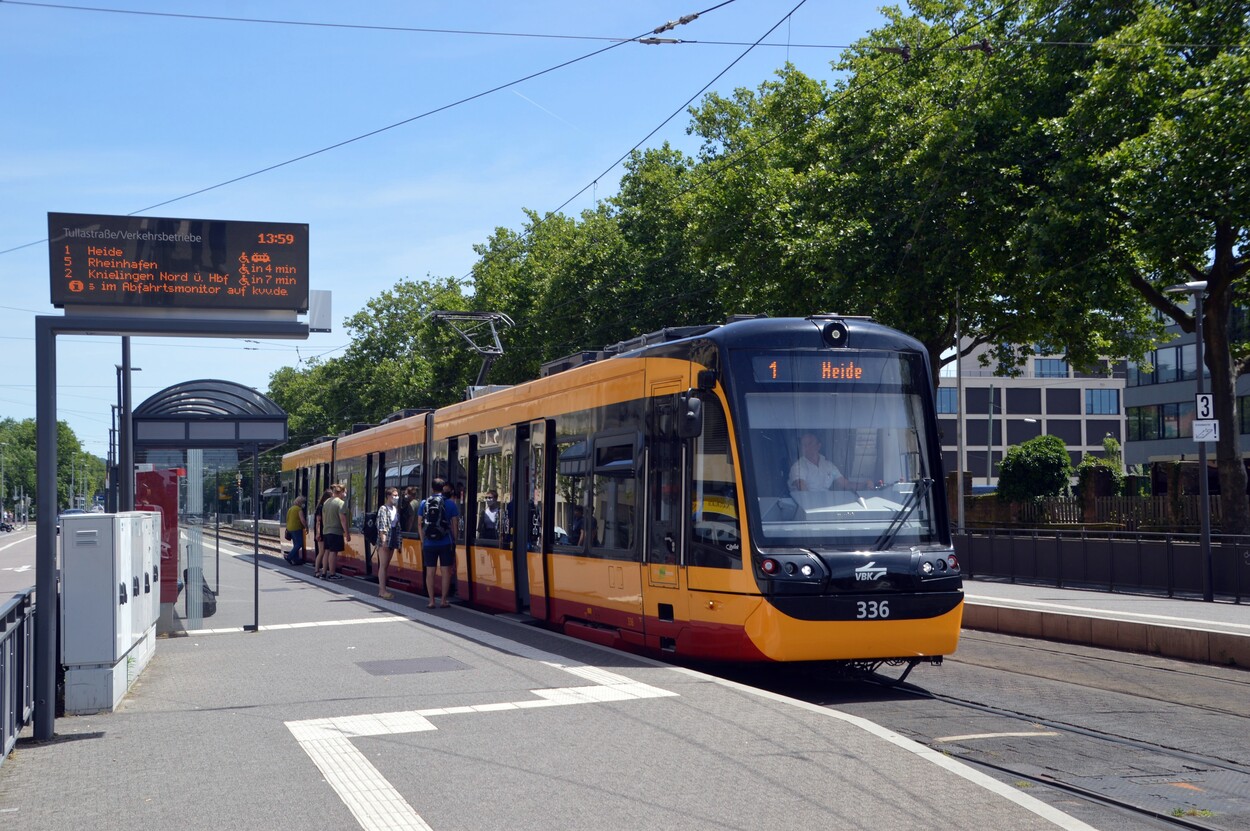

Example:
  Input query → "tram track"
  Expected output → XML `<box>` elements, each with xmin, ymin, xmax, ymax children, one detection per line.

<box><xmin>712</xmin><ymin>648</ymin><xmax>1250</xmax><ymax>831</ymax></box>
<box><xmin>945</xmin><ymin>641</ymin><xmax>1250</xmax><ymax>723</ymax></box>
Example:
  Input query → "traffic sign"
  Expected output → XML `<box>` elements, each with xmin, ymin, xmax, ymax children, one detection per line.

<box><xmin>1196</xmin><ymin>393</ymin><xmax>1214</xmax><ymax>419</ymax></box>
<box><xmin>1194</xmin><ymin>419</ymin><xmax>1219</xmax><ymax>442</ymax></box>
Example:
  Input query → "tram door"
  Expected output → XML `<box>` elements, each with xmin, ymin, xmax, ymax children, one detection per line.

<box><xmin>518</xmin><ymin>420</ymin><xmax>551</xmax><ymax>619</ymax></box>
<box><xmin>511</xmin><ymin>423</ymin><xmax>538</xmax><ymax>613</ymax></box>
<box><xmin>646</xmin><ymin>383</ymin><xmax>690</xmax><ymax>649</ymax></box>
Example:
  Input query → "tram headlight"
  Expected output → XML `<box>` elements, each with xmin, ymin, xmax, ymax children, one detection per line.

<box><xmin>783</xmin><ymin>562</ymin><xmax>797</xmax><ymax>575</ymax></box>
<box><xmin>947</xmin><ymin>555</ymin><xmax>959</xmax><ymax>571</ymax></box>
<box><xmin>761</xmin><ymin>558</ymin><xmax>779</xmax><ymax>575</ymax></box>
<box><xmin>800</xmin><ymin>564</ymin><xmax>813</xmax><ymax>577</ymax></box>
<box><xmin>936</xmin><ymin>558</ymin><xmax>947</xmax><ymax>572</ymax></box>
<box><xmin>921</xmin><ymin>561</ymin><xmax>934</xmax><ymax>575</ymax></box>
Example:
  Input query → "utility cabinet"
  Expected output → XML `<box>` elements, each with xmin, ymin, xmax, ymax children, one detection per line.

<box><xmin>60</xmin><ymin>511</ymin><xmax>161</xmax><ymax>714</ymax></box>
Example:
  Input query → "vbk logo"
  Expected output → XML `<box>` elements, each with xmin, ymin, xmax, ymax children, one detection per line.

<box><xmin>854</xmin><ymin>561</ymin><xmax>887</xmax><ymax>581</ymax></box>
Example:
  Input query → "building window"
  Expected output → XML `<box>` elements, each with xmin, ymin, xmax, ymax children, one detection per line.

<box><xmin>1126</xmin><ymin>406</ymin><xmax>1157</xmax><ymax>441</ymax></box>
<box><xmin>1085</xmin><ymin>389</ymin><xmax>1120</xmax><ymax>415</ymax></box>
<box><xmin>1035</xmin><ymin>358</ymin><xmax>1069</xmax><ymax>378</ymax></box>
<box><xmin>1128</xmin><ymin>359</ymin><xmax>1155</xmax><ymax>387</ymax></box>
<box><xmin>1160</xmin><ymin>402</ymin><xmax>1195</xmax><ymax>439</ymax></box>
<box><xmin>936</xmin><ymin>387</ymin><xmax>958</xmax><ymax>414</ymax></box>
<box><xmin>1240</xmin><ymin>396</ymin><xmax>1250</xmax><ymax>434</ymax></box>
<box><xmin>1155</xmin><ymin>346</ymin><xmax>1179</xmax><ymax>384</ymax></box>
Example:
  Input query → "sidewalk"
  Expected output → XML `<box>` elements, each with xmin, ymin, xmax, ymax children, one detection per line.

<box><xmin>0</xmin><ymin>542</ymin><xmax>1099</xmax><ymax>831</ymax></box>
<box><xmin>963</xmin><ymin>578</ymin><xmax>1250</xmax><ymax>667</ymax></box>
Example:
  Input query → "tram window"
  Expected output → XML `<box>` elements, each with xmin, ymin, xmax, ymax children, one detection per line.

<box><xmin>554</xmin><ymin>437</ymin><xmax>588</xmax><ymax>549</ymax></box>
<box><xmin>689</xmin><ymin>396</ymin><xmax>741</xmax><ymax>568</ymax></box>
<box><xmin>338</xmin><ymin>456</ymin><xmax>366</xmax><ymax>532</ymax></box>
<box><xmin>453</xmin><ymin>438</ymin><xmax>469</xmax><ymax>545</ymax></box>
<box><xmin>741</xmin><ymin>374</ymin><xmax>940</xmax><ymax>548</ymax></box>
<box><xmin>590</xmin><ymin>434</ymin><xmax>638</xmax><ymax>559</ymax></box>
<box><xmin>476</xmin><ymin>451</ymin><xmax>504</xmax><ymax>543</ymax></box>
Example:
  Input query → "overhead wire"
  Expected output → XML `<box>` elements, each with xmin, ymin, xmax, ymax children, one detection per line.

<box><xmin>0</xmin><ymin>2</ymin><xmax>735</xmax><ymax>255</ymax></box>
<box><xmin>457</xmin><ymin>0</ymin><xmax>1031</xmax><ymax>360</ymax></box>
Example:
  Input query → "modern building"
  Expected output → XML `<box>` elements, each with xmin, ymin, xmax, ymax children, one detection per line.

<box><xmin>1122</xmin><ymin>307</ymin><xmax>1250</xmax><ymax>469</ymax></box>
<box><xmin>937</xmin><ymin>344</ymin><xmax>1126</xmax><ymax>487</ymax></box>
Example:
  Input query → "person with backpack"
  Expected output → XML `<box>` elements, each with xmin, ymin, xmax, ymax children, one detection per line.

<box><xmin>419</xmin><ymin>476</ymin><xmax>459</xmax><ymax>608</ymax></box>
<box><xmin>374</xmin><ymin>487</ymin><xmax>401</xmax><ymax>600</ymax></box>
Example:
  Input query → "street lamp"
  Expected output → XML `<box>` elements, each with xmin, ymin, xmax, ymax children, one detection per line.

<box><xmin>0</xmin><ymin>441</ymin><xmax>7</xmax><ymax>519</ymax></box>
<box><xmin>116</xmin><ymin>351</ymin><xmax>141</xmax><ymax>511</ymax></box>
<box><xmin>1165</xmin><ymin>280</ymin><xmax>1213</xmax><ymax>602</ymax></box>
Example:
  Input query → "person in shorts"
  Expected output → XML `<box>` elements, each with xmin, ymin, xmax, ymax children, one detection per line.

<box><xmin>321</xmin><ymin>483</ymin><xmax>351</xmax><ymax>580</ymax></box>
<box><xmin>419</xmin><ymin>477</ymin><xmax>459</xmax><ymax>608</ymax></box>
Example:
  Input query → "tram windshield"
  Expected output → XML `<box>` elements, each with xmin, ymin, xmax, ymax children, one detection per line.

<box><xmin>737</xmin><ymin>350</ymin><xmax>940</xmax><ymax>550</ymax></box>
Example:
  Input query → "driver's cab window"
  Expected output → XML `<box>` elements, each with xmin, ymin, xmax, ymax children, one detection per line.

<box><xmin>690</xmin><ymin>395</ymin><xmax>741</xmax><ymax>569</ymax></box>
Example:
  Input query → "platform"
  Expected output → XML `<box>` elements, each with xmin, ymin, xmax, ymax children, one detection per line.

<box><xmin>1</xmin><ymin>544</ymin><xmax>1102</xmax><ymax>831</ymax></box>
<box><xmin>964</xmin><ymin>578</ymin><xmax>1250</xmax><ymax>667</ymax></box>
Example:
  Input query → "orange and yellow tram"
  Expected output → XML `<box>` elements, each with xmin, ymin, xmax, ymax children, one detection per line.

<box><xmin>281</xmin><ymin>315</ymin><xmax>963</xmax><ymax>667</ymax></box>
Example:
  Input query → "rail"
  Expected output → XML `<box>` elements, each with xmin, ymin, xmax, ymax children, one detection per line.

<box><xmin>957</xmin><ymin>527</ymin><xmax>1250</xmax><ymax>603</ymax></box>
<box><xmin>2</xmin><ymin>588</ymin><xmax>35</xmax><ymax>767</ymax></box>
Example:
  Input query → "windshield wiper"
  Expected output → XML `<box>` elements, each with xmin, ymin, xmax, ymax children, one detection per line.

<box><xmin>873</xmin><ymin>478</ymin><xmax>933</xmax><ymax>551</ymax></box>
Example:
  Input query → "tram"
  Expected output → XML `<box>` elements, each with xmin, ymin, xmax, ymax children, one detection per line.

<box><xmin>281</xmin><ymin>315</ymin><xmax>963</xmax><ymax>668</ymax></box>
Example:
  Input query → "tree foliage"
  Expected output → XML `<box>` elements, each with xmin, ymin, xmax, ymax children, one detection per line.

<box><xmin>266</xmin><ymin>0</ymin><xmax>1248</xmax><ymax>523</ymax></box>
<box><xmin>997</xmin><ymin>434</ymin><xmax>1073</xmax><ymax>501</ymax></box>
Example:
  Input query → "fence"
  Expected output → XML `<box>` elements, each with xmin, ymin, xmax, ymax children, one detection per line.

<box><xmin>965</xmin><ymin>495</ymin><xmax>1224</xmax><ymax>532</ymax></box>
<box><xmin>2</xmin><ymin>588</ymin><xmax>35</xmax><ymax>767</ymax></box>
<box><xmin>957</xmin><ymin>528</ymin><xmax>1250</xmax><ymax>602</ymax></box>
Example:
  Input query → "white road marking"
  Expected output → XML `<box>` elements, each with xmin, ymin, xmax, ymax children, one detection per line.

<box><xmin>208</xmin><ymin>533</ymin><xmax>1100</xmax><ymax>830</ymax></box>
<box><xmin>935</xmin><ymin>731</ymin><xmax>1060</xmax><ymax>742</ymax></box>
<box><xmin>286</xmin><ymin>667</ymin><xmax>677</xmax><ymax>831</ymax></box>
<box><xmin>184</xmin><ymin>615</ymin><xmax>408</xmax><ymax>636</ymax></box>
<box><xmin>0</xmin><ymin>534</ymin><xmax>35</xmax><ymax>552</ymax></box>
<box><xmin>1</xmin><ymin>565</ymin><xmax>32</xmax><ymax>572</ymax></box>
<box><xmin>966</xmin><ymin>592</ymin><xmax>1250</xmax><ymax>632</ymax></box>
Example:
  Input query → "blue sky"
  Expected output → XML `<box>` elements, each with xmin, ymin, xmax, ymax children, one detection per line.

<box><xmin>1</xmin><ymin>0</ymin><xmax>889</xmax><ymax>457</ymax></box>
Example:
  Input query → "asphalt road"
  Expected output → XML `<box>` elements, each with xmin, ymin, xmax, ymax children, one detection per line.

<box><xmin>0</xmin><ymin>526</ymin><xmax>35</xmax><ymax>601</ymax></box>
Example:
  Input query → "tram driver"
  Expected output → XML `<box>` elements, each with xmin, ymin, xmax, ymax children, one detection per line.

<box><xmin>789</xmin><ymin>432</ymin><xmax>857</xmax><ymax>496</ymax></box>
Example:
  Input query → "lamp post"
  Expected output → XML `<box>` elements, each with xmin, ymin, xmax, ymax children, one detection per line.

<box><xmin>1166</xmin><ymin>281</ymin><xmax>1213</xmax><ymax>602</ymax></box>
<box><xmin>955</xmin><ymin>294</ymin><xmax>965</xmax><ymax>534</ymax></box>
<box><xmin>116</xmin><ymin>345</ymin><xmax>141</xmax><ymax>511</ymax></box>
<box><xmin>0</xmin><ymin>441</ymin><xmax>7</xmax><ymax>520</ymax></box>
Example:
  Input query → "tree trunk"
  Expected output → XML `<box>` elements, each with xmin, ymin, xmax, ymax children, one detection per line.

<box><xmin>1204</xmin><ymin>283</ymin><xmax>1249</xmax><ymax>535</ymax></box>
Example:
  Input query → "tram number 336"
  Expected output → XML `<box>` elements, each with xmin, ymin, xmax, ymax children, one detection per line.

<box><xmin>856</xmin><ymin>600</ymin><xmax>890</xmax><ymax>619</ymax></box>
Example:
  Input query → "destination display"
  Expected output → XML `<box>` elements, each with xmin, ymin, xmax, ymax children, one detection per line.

<box><xmin>49</xmin><ymin>212</ymin><xmax>309</xmax><ymax>312</ymax></box>
<box><xmin>751</xmin><ymin>353</ymin><xmax>905</xmax><ymax>385</ymax></box>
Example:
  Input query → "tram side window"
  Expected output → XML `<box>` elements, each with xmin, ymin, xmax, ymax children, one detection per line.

<box><xmin>387</xmin><ymin>444</ymin><xmax>421</xmax><ymax>534</ymax></box>
<box><xmin>590</xmin><ymin>435</ymin><xmax>639</xmax><ymax>561</ymax></box>
<box><xmin>690</xmin><ymin>396</ymin><xmax>741</xmax><ymax>569</ymax></box>
<box><xmin>476</xmin><ymin>450</ymin><xmax>504</xmax><ymax>544</ymax></box>
<box><xmin>338</xmin><ymin>456</ymin><xmax>366</xmax><ymax>532</ymax></box>
<box><xmin>554</xmin><ymin>437</ymin><xmax>588</xmax><ymax>550</ymax></box>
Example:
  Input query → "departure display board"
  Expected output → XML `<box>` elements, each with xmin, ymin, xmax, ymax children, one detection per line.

<box><xmin>49</xmin><ymin>212</ymin><xmax>309</xmax><ymax>312</ymax></box>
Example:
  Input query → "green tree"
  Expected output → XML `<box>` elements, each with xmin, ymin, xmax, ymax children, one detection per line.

<box><xmin>1049</xmin><ymin>0</ymin><xmax>1250</xmax><ymax>531</ymax></box>
<box><xmin>997</xmin><ymin>434</ymin><xmax>1073</xmax><ymax>501</ymax></box>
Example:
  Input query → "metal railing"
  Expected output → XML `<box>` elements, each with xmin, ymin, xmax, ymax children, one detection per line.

<box><xmin>2</xmin><ymin>589</ymin><xmax>36</xmax><ymax>767</ymax></box>
<box><xmin>956</xmin><ymin>528</ymin><xmax>1250</xmax><ymax>603</ymax></box>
